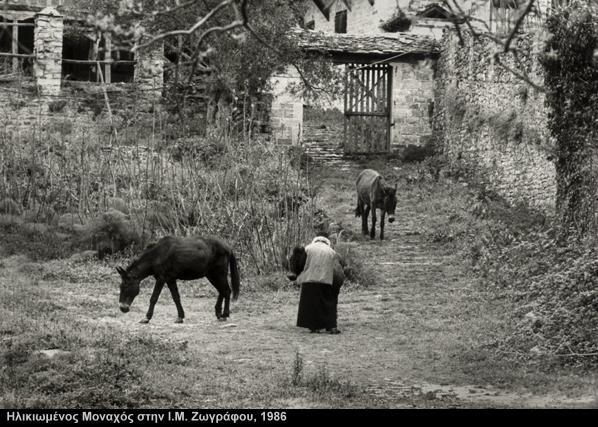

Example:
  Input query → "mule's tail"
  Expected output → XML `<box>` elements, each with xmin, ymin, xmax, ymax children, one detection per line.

<box><xmin>229</xmin><ymin>252</ymin><xmax>240</xmax><ymax>301</ymax></box>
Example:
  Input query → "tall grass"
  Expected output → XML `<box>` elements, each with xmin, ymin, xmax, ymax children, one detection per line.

<box><xmin>0</xmin><ymin>94</ymin><xmax>317</xmax><ymax>273</ymax></box>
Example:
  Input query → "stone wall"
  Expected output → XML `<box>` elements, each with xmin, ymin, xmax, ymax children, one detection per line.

<box><xmin>0</xmin><ymin>85</ymin><xmax>51</xmax><ymax>134</ymax></box>
<box><xmin>269</xmin><ymin>68</ymin><xmax>303</xmax><ymax>145</ymax></box>
<box><xmin>433</xmin><ymin>30</ymin><xmax>556</xmax><ymax>212</ymax></box>
<box><xmin>13</xmin><ymin>6</ymin><xmax>164</xmax><ymax>99</ymax></box>
<box><xmin>134</xmin><ymin>42</ymin><xmax>165</xmax><ymax>103</ymax></box>
<box><xmin>391</xmin><ymin>58</ymin><xmax>435</xmax><ymax>151</ymax></box>
<box><xmin>0</xmin><ymin>79</ymin><xmax>158</xmax><ymax>139</ymax></box>
<box><xmin>304</xmin><ymin>0</ymin><xmax>396</xmax><ymax>35</ymax></box>
<box><xmin>34</xmin><ymin>7</ymin><xmax>63</xmax><ymax>95</ymax></box>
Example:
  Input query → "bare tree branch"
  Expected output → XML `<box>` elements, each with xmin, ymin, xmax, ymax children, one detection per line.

<box><xmin>131</xmin><ymin>0</ymin><xmax>234</xmax><ymax>52</ymax></box>
<box><xmin>503</xmin><ymin>0</ymin><xmax>536</xmax><ymax>53</ymax></box>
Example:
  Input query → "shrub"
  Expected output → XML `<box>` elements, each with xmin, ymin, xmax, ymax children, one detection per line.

<box><xmin>0</xmin><ymin>217</ymin><xmax>71</xmax><ymax>260</ymax></box>
<box><xmin>58</xmin><ymin>213</ymin><xmax>85</xmax><ymax>232</ymax></box>
<box><xmin>400</xmin><ymin>142</ymin><xmax>436</xmax><ymax>163</ymax></box>
<box><xmin>48</xmin><ymin>100</ymin><xmax>67</xmax><ymax>113</ymax></box>
<box><xmin>0</xmin><ymin>198</ymin><xmax>23</xmax><ymax>216</ymax></box>
<box><xmin>335</xmin><ymin>243</ymin><xmax>378</xmax><ymax>288</ymax></box>
<box><xmin>106</xmin><ymin>197</ymin><xmax>129</xmax><ymax>215</ymax></box>
<box><xmin>165</xmin><ymin>136</ymin><xmax>227</xmax><ymax>165</ymax></box>
<box><xmin>380</xmin><ymin>8</ymin><xmax>412</xmax><ymax>32</ymax></box>
<box><xmin>79</xmin><ymin>209</ymin><xmax>142</xmax><ymax>258</ymax></box>
<box><xmin>287</xmin><ymin>145</ymin><xmax>315</xmax><ymax>171</ymax></box>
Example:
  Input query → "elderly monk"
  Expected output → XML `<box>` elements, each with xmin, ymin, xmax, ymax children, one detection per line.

<box><xmin>296</xmin><ymin>236</ymin><xmax>344</xmax><ymax>334</ymax></box>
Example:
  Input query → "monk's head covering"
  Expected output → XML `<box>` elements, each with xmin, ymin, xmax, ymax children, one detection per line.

<box><xmin>312</xmin><ymin>236</ymin><xmax>331</xmax><ymax>246</ymax></box>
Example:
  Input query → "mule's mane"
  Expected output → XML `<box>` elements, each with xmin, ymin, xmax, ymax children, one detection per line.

<box><xmin>126</xmin><ymin>244</ymin><xmax>158</xmax><ymax>276</ymax></box>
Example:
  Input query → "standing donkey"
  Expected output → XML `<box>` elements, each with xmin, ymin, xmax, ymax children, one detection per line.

<box><xmin>355</xmin><ymin>169</ymin><xmax>397</xmax><ymax>240</ymax></box>
<box><xmin>117</xmin><ymin>235</ymin><xmax>240</xmax><ymax>324</ymax></box>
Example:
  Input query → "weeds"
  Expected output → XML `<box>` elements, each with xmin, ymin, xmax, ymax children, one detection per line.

<box><xmin>417</xmin><ymin>170</ymin><xmax>598</xmax><ymax>368</ymax></box>
<box><xmin>0</xmin><ymin>103</ymin><xmax>319</xmax><ymax>272</ymax></box>
<box><xmin>291</xmin><ymin>351</ymin><xmax>304</xmax><ymax>386</ymax></box>
<box><xmin>0</xmin><ymin>215</ymin><xmax>71</xmax><ymax>260</ymax></box>
<box><xmin>0</xmin><ymin>275</ymin><xmax>189</xmax><ymax>408</ymax></box>
<box><xmin>288</xmin><ymin>352</ymin><xmax>358</xmax><ymax>400</ymax></box>
<box><xmin>302</xmin><ymin>365</ymin><xmax>358</xmax><ymax>399</ymax></box>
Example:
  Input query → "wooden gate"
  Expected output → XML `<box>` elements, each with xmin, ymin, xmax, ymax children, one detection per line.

<box><xmin>344</xmin><ymin>63</ymin><xmax>392</xmax><ymax>154</ymax></box>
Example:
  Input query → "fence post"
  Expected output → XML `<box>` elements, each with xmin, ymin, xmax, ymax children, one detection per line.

<box><xmin>34</xmin><ymin>7</ymin><xmax>63</xmax><ymax>96</ymax></box>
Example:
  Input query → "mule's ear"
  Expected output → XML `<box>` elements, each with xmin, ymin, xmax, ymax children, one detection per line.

<box><xmin>116</xmin><ymin>267</ymin><xmax>126</xmax><ymax>278</ymax></box>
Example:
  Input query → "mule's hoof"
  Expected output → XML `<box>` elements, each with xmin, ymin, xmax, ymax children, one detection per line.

<box><xmin>174</xmin><ymin>318</ymin><xmax>184</xmax><ymax>324</ymax></box>
<box><xmin>217</xmin><ymin>317</ymin><xmax>227</xmax><ymax>322</ymax></box>
<box><xmin>139</xmin><ymin>318</ymin><xmax>150</xmax><ymax>324</ymax></box>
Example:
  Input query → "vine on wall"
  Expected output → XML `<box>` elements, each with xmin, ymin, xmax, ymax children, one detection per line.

<box><xmin>541</xmin><ymin>1</ymin><xmax>598</xmax><ymax>239</ymax></box>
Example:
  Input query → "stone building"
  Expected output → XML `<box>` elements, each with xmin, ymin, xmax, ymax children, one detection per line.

<box><xmin>0</xmin><ymin>0</ymin><xmax>163</xmax><ymax>98</ymax></box>
<box><xmin>269</xmin><ymin>0</ymin><xmax>553</xmax><ymax>158</ymax></box>
<box><xmin>272</xmin><ymin>0</ymin><xmax>455</xmax><ymax>156</ymax></box>
<box><xmin>304</xmin><ymin>0</ymin><xmax>552</xmax><ymax>38</ymax></box>
<box><xmin>270</xmin><ymin>0</ymin><xmax>559</xmax><ymax>213</ymax></box>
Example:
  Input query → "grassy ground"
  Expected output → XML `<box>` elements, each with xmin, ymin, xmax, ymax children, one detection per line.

<box><xmin>1</xmin><ymin>160</ymin><xmax>596</xmax><ymax>408</ymax></box>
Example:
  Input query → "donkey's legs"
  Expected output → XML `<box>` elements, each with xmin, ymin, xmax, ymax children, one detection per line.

<box><xmin>167</xmin><ymin>281</ymin><xmax>185</xmax><ymax>323</ymax></box>
<box><xmin>207</xmin><ymin>273</ymin><xmax>231</xmax><ymax>320</ymax></box>
<box><xmin>221</xmin><ymin>280</ymin><xmax>232</xmax><ymax>319</ymax></box>
<box><xmin>216</xmin><ymin>274</ymin><xmax>232</xmax><ymax>319</ymax></box>
<box><xmin>141</xmin><ymin>280</ymin><xmax>165</xmax><ymax>324</ymax></box>
<box><xmin>362</xmin><ymin>205</ymin><xmax>371</xmax><ymax>236</ymax></box>
<box><xmin>355</xmin><ymin>198</ymin><xmax>364</xmax><ymax>217</ymax></box>
<box><xmin>380</xmin><ymin>211</ymin><xmax>386</xmax><ymax>240</ymax></box>
<box><xmin>370</xmin><ymin>208</ymin><xmax>377</xmax><ymax>240</ymax></box>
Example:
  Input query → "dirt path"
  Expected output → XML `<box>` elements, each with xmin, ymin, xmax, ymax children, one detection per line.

<box><xmin>7</xmin><ymin>163</ymin><xmax>595</xmax><ymax>408</ymax></box>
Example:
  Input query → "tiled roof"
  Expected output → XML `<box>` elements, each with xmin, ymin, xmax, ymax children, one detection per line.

<box><xmin>293</xmin><ymin>29</ymin><xmax>440</xmax><ymax>58</ymax></box>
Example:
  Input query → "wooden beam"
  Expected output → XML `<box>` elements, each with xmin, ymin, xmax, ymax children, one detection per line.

<box><xmin>322</xmin><ymin>51</ymin><xmax>434</xmax><ymax>64</ymax></box>
<box><xmin>345</xmin><ymin>112</ymin><xmax>387</xmax><ymax>117</ymax></box>
<box><xmin>61</xmin><ymin>58</ymin><xmax>136</xmax><ymax>64</ymax></box>
<box><xmin>104</xmin><ymin>32</ymin><xmax>111</xmax><ymax>84</ymax></box>
<box><xmin>0</xmin><ymin>22</ymin><xmax>35</xmax><ymax>27</ymax></box>
<box><xmin>0</xmin><ymin>52</ymin><xmax>34</xmax><ymax>58</ymax></box>
<box><xmin>12</xmin><ymin>19</ymin><xmax>18</xmax><ymax>73</ymax></box>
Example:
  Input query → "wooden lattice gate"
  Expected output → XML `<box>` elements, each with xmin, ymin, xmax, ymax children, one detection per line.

<box><xmin>344</xmin><ymin>63</ymin><xmax>392</xmax><ymax>154</ymax></box>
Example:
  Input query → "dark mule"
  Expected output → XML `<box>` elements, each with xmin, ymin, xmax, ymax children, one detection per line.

<box><xmin>286</xmin><ymin>246</ymin><xmax>344</xmax><ymax>289</ymax></box>
<box><xmin>116</xmin><ymin>235</ymin><xmax>240</xmax><ymax>323</ymax></box>
<box><xmin>355</xmin><ymin>169</ymin><xmax>397</xmax><ymax>240</ymax></box>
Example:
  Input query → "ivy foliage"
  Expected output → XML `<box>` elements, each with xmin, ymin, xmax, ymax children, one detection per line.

<box><xmin>541</xmin><ymin>1</ymin><xmax>598</xmax><ymax>238</ymax></box>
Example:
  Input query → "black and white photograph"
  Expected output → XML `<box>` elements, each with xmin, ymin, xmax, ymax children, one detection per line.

<box><xmin>0</xmin><ymin>0</ymin><xmax>597</xmax><ymax>414</ymax></box>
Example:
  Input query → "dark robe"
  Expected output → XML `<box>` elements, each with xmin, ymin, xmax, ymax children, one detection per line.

<box><xmin>296</xmin><ymin>282</ymin><xmax>341</xmax><ymax>330</ymax></box>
